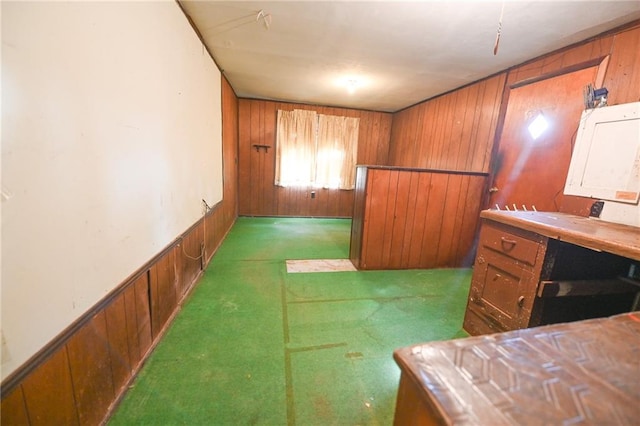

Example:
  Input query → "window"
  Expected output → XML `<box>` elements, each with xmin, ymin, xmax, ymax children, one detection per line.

<box><xmin>274</xmin><ymin>109</ymin><xmax>318</xmax><ymax>188</ymax></box>
<box><xmin>275</xmin><ymin>109</ymin><xmax>359</xmax><ymax>190</ymax></box>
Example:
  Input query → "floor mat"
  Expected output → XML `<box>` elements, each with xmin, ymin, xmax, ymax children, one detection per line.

<box><xmin>286</xmin><ymin>259</ymin><xmax>357</xmax><ymax>273</ymax></box>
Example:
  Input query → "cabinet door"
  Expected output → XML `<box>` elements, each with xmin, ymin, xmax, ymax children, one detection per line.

<box><xmin>464</xmin><ymin>222</ymin><xmax>548</xmax><ymax>335</ymax></box>
<box><xmin>468</xmin><ymin>248</ymin><xmax>536</xmax><ymax>330</ymax></box>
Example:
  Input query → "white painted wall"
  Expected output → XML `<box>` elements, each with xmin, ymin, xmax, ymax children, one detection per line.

<box><xmin>1</xmin><ymin>1</ymin><xmax>223</xmax><ymax>380</ymax></box>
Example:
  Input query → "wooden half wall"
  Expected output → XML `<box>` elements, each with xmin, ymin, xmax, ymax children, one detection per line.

<box><xmin>350</xmin><ymin>166</ymin><xmax>489</xmax><ymax>270</ymax></box>
<box><xmin>238</xmin><ymin>100</ymin><xmax>392</xmax><ymax>217</ymax></box>
<box><xmin>0</xmin><ymin>77</ymin><xmax>239</xmax><ymax>425</ymax></box>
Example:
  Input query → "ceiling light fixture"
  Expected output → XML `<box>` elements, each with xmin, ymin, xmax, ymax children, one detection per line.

<box><xmin>333</xmin><ymin>75</ymin><xmax>369</xmax><ymax>94</ymax></box>
<box><xmin>347</xmin><ymin>79</ymin><xmax>358</xmax><ymax>94</ymax></box>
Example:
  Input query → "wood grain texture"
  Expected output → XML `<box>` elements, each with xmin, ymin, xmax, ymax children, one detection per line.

<box><xmin>490</xmin><ymin>66</ymin><xmax>597</xmax><ymax>212</ymax></box>
<box><xmin>604</xmin><ymin>26</ymin><xmax>640</xmax><ymax>106</ymax></box>
<box><xmin>222</xmin><ymin>76</ymin><xmax>239</xmax><ymax>226</ymax></box>
<box><xmin>499</xmin><ymin>23</ymin><xmax>640</xmax><ymax>215</ymax></box>
<box><xmin>150</xmin><ymin>248</ymin><xmax>178</xmax><ymax>340</ymax></box>
<box><xmin>389</xmin><ymin>73</ymin><xmax>507</xmax><ymax>173</ymax></box>
<box><xmin>178</xmin><ymin>220</ymin><xmax>203</xmax><ymax>296</ymax></box>
<box><xmin>393</xmin><ymin>373</ymin><xmax>442</xmax><ymax>426</ymax></box>
<box><xmin>66</xmin><ymin>312</ymin><xmax>115</xmax><ymax>425</ymax></box>
<box><xmin>351</xmin><ymin>167</ymin><xmax>488</xmax><ymax>270</ymax></box>
<box><xmin>122</xmin><ymin>281</ymin><xmax>141</xmax><ymax>369</ymax></box>
<box><xmin>480</xmin><ymin>210</ymin><xmax>640</xmax><ymax>261</ymax></box>
<box><xmin>238</xmin><ymin>99</ymin><xmax>392</xmax><ymax>217</ymax></box>
<box><xmin>349</xmin><ymin>166</ymin><xmax>368</xmax><ymax>265</ymax></box>
<box><xmin>133</xmin><ymin>273</ymin><xmax>152</xmax><ymax>362</ymax></box>
<box><xmin>1</xmin><ymin>386</ymin><xmax>30</xmax><ymax>425</ymax></box>
<box><xmin>396</xmin><ymin>313</ymin><xmax>640</xmax><ymax>425</ymax></box>
<box><xmin>105</xmin><ymin>294</ymin><xmax>132</xmax><ymax>399</ymax></box>
<box><xmin>22</xmin><ymin>348</ymin><xmax>78</xmax><ymax>425</ymax></box>
<box><xmin>388</xmin><ymin>23</ymin><xmax>639</xmax><ymax>217</ymax></box>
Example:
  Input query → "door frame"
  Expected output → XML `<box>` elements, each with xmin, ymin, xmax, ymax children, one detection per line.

<box><xmin>484</xmin><ymin>55</ymin><xmax>611</xmax><ymax>213</ymax></box>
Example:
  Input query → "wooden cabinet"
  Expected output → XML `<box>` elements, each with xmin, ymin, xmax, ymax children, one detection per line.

<box><xmin>466</xmin><ymin>223</ymin><xmax>545</xmax><ymax>333</ymax></box>
<box><xmin>464</xmin><ymin>222</ymin><xmax>547</xmax><ymax>334</ymax></box>
<box><xmin>464</xmin><ymin>211</ymin><xmax>640</xmax><ymax>335</ymax></box>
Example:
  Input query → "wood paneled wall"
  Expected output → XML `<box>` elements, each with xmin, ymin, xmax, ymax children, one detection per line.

<box><xmin>501</xmin><ymin>22</ymin><xmax>640</xmax><ymax>216</ymax></box>
<box><xmin>238</xmin><ymin>99</ymin><xmax>392</xmax><ymax>217</ymax></box>
<box><xmin>388</xmin><ymin>74</ymin><xmax>507</xmax><ymax>173</ymax></box>
<box><xmin>350</xmin><ymin>166</ymin><xmax>488</xmax><ymax>270</ymax></box>
<box><xmin>0</xmin><ymin>76</ymin><xmax>239</xmax><ymax>425</ymax></box>
<box><xmin>387</xmin><ymin>22</ymin><xmax>639</xmax><ymax>217</ymax></box>
<box><xmin>222</xmin><ymin>77</ymin><xmax>239</xmax><ymax>225</ymax></box>
<box><xmin>505</xmin><ymin>24</ymin><xmax>640</xmax><ymax>104</ymax></box>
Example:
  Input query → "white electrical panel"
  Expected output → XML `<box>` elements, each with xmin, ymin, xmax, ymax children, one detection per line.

<box><xmin>564</xmin><ymin>102</ymin><xmax>640</xmax><ymax>205</ymax></box>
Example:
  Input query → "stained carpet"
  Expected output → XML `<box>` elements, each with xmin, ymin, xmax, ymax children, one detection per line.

<box><xmin>108</xmin><ymin>217</ymin><xmax>471</xmax><ymax>425</ymax></box>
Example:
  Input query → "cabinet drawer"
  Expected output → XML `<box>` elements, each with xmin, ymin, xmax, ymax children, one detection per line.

<box><xmin>463</xmin><ymin>305</ymin><xmax>508</xmax><ymax>335</ymax></box>
<box><xmin>480</xmin><ymin>225</ymin><xmax>540</xmax><ymax>266</ymax></box>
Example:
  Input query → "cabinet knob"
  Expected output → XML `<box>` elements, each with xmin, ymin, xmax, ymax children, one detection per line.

<box><xmin>517</xmin><ymin>296</ymin><xmax>525</xmax><ymax>307</ymax></box>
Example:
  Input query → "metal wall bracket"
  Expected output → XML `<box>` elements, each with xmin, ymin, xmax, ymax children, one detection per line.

<box><xmin>253</xmin><ymin>144</ymin><xmax>271</xmax><ymax>153</ymax></box>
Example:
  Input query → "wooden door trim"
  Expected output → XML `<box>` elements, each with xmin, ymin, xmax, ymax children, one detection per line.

<box><xmin>510</xmin><ymin>56</ymin><xmax>610</xmax><ymax>90</ymax></box>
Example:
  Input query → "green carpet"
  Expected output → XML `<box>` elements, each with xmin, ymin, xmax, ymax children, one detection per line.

<box><xmin>109</xmin><ymin>217</ymin><xmax>471</xmax><ymax>425</ymax></box>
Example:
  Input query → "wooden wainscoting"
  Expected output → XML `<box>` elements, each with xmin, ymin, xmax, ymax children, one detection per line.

<box><xmin>1</xmin><ymin>74</ymin><xmax>240</xmax><ymax>426</ymax></box>
<box><xmin>0</xmin><ymin>202</ymin><xmax>235</xmax><ymax>425</ymax></box>
<box><xmin>238</xmin><ymin>99</ymin><xmax>393</xmax><ymax>217</ymax></box>
<box><xmin>350</xmin><ymin>166</ymin><xmax>489</xmax><ymax>270</ymax></box>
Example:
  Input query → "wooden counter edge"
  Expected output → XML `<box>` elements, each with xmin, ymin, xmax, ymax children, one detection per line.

<box><xmin>479</xmin><ymin>210</ymin><xmax>640</xmax><ymax>261</ymax></box>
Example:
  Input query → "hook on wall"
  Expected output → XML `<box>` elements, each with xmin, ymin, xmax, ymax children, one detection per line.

<box><xmin>253</xmin><ymin>144</ymin><xmax>271</xmax><ymax>153</ymax></box>
<box><xmin>207</xmin><ymin>9</ymin><xmax>272</xmax><ymax>36</ymax></box>
<box><xmin>256</xmin><ymin>10</ymin><xmax>272</xmax><ymax>30</ymax></box>
<box><xmin>493</xmin><ymin>1</ymin><xmax>505</xmax><ymax>55</ymax></box>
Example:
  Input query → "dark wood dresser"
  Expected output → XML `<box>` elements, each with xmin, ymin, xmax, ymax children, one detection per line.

<box><xmin>463</xmin><ymin>210</ymin><xmax>640</xmax><ymax>336</ymax></box>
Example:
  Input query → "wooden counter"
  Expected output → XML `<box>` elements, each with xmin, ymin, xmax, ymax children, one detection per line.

<box><xmin>393</xmin><ymin>312</ymin><xmax>640</xmax><ymax>425</ymax></box>
<box><xmin>480</xmin><ymin>210</ymin><xmax>640</xmax><ymax>261</ymax></box>
<box><xmin>463</xmin><ymin>211</ymin><xmax>639</xmax><ymax>336</ymax></box>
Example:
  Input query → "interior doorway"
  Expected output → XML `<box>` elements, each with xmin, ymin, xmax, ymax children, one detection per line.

<box><xmin>489</xmin><ymin>66</ymin><xmax>598</xmax><ymax>212</ymax></box>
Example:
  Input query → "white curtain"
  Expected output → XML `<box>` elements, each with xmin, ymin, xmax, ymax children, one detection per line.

<box><xmin>274</xmin><ymin>109</ymin><xmax>317</xmax><ymax>187</ymax></box>
<box><xmin>275</xmin><ymin>109</ymin><xmax>359</xmax><ymax>189</ymax></box>
<box><xmin>316</xmin><ymin>114</ymin><xmax>359</xmax><ymax>189</ymax></box>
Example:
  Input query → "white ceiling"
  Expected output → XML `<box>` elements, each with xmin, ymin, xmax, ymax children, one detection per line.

<box><xmin>179</xmin><ymin>1</ymin><xmax>640</xmax><ymax>112</ymax></box>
